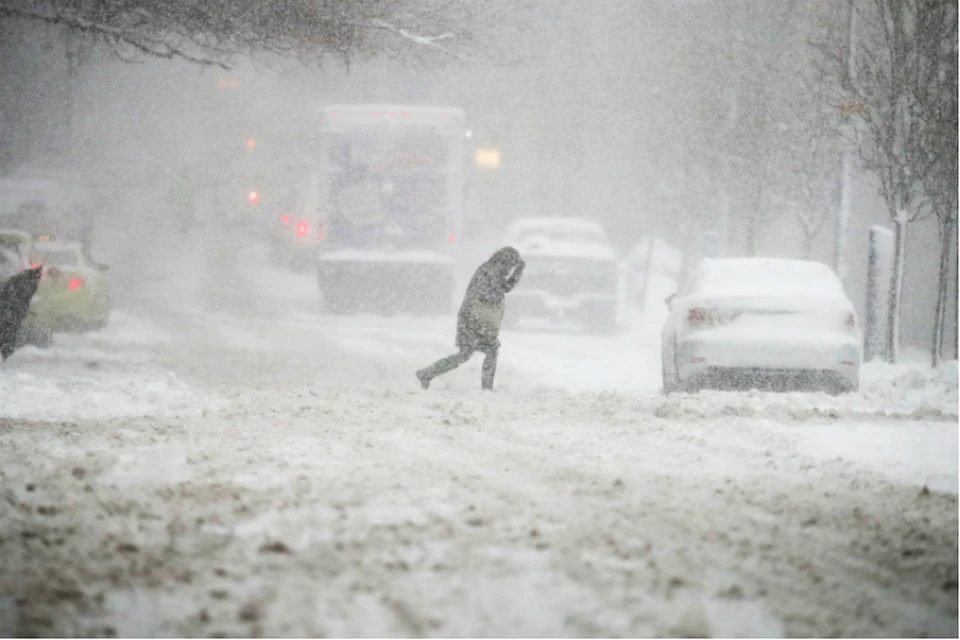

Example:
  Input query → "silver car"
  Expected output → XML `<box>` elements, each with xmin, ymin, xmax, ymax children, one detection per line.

<box><xmin>661</xmin><ymin>258</ymin><xmax>862</xmax><ymax>394</ymax></box>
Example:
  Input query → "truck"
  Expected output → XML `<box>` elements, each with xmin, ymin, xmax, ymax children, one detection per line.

<box><xmin>312</xmin><ymin>104</ymin><xmax>466</xmax><ymax>315</ymax></box>
<box><xmin>502</xmin><ymin>217</ymin><xmax>625</xmax><ymax>335</ymax></box>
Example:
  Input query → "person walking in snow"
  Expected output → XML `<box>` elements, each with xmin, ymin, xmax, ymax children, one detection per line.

<box><xmin>416</xmin><ymin>246</ymin><xmax>525</xmax><ymax>391</ymax></box>
<box><xmin>0</xmin><ymin>266</ymin><xmax>43</xmax><ymax>362</ymax></box>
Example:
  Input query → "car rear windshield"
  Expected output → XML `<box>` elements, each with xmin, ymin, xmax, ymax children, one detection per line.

<box><xmin>696</xmin><ymin>260</ymin><xmax>845</xmax><ymax>299</ymax></box>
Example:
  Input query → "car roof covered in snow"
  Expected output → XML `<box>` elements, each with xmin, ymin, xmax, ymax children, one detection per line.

<box><xmin>693</xmin><ymin>257</ymin><xmax>847</xmax><ymax>300</ymax></box>
<box><xmin>506</xmin><ymin>216</ymin><xmax>608</xmax><ymax>239</ymax></box>
<box><xmin>505</xmin><ymin>217</ymin><xmax>615</xmax><ymax>260</ymax></box>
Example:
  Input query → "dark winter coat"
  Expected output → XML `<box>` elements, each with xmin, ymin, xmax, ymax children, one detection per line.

<box><xmin>0</xmin><ymin>266</ymin><xmax>43</xmax><ymax>361</ymax></box>
<box><xmin>456</xmin><ymin>247</ymin><xmax>525</xmax><ymax>351</ymax></box>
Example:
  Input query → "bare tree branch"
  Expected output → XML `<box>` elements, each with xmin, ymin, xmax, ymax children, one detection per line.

<box><xmin>0</xmin><ymin>0</ymin><xmax>481</xmax><ymax>68</ymax></box>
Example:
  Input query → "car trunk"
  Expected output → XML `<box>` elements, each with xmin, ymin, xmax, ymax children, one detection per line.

<box><xmin>685</xmin><ymin>295</ymin><xmax>855</xmax><ymax>336</ymax></box>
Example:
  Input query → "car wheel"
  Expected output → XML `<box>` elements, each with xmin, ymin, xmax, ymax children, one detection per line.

<box><xmin>662</xmin><ymin>342</ymin><xmax>680</xmax><ymax>394</ymax></box>
<box><xmin>825</xmin><ymin>378</ymin><xmax>857</xmax><ymax>396</ymax></box>
<box><xmin>661</xmin><ymin>360</ymin><xmax>676</xmax><ymax>395</ymax></box>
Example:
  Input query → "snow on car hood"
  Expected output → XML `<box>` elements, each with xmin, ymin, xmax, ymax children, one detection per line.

<box><xmin>515</xmin><ymin>237</ymin><xmax>617</xmax><ymax>261</ymax></box>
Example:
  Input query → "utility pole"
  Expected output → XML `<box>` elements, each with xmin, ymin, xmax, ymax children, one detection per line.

<box><xmin>836</xmin><ymin>0</ymin><xmax>858</xmax><ymax>287</ymax></box>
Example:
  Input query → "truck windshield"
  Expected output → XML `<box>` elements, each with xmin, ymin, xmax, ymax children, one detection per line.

<box><xmin>323</xmin><ymin>127</ymin><xmax>452</xmax><ymax>250</ymax></box>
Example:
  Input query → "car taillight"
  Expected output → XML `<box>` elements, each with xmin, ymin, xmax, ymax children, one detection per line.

<box><xmin>68</xmin><ymin>277</ymin><xmax>84</xmax><ymax>291</ymax></box>
<box><xmin>280</xmin><ymin>213</ymin><xmax>290</xmax><ymax>224</ymax></box>
<box><xmin>687</xmin><ymin>307</ymin><xmax>719</xmax><ymax>326</ymax></box>
<box><xmin>296</xmin><ymin>221</ymin><xmax>308</xmax><ymax>237</ymax></box>
<box><xmin>447</xmin><ymin>234</ymin><xmax>457</xmax><ymax>244</ymax></box>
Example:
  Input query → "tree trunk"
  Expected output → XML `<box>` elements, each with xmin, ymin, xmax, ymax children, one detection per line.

<box><xmin>954</xmin><ymin>243</ymin><xmax>959</xmax><ymax>360</ymax></box>
<box><xmin>931</xmin><ymin>223</ymin><xmax>951</xmax><ymax>368</ymax></box>
<box><xmin>636</xmin><ymin>236</ymin><xmax>656</xmax><ymax>312</ymax></box>
<box><xmin>802</xmin><ymin>231</ymin><xmax>814</xmax><ymax>259</ymax></box>
<box><xmin>886</xmin><ymin>218</ymin><xmax>908</xmax><ymax>363</ymax></box>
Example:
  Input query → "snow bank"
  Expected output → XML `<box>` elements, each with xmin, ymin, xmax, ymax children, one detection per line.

<box><xmin>0</xmin><ymin>365</ymin><xmax>212</xmax><ymax>421</ymax></box>
<box><xmin>2</xmin><ymin>383</ymin><xmax>955</xmax><ymax>637</ymax></box>
<box><xmin>861</xmin><ymin>359</ymin><xmax>958</xmax><ymax>417</ymax></box>
<box><xmin>785</xmin><ymin>420</ymin><xmax>958</xmax><ymax>494</ymax></box>
<box><xmin>0</xmin><ymin>312</ymin><xmax>221</xmax><ymax>420</ymax></box>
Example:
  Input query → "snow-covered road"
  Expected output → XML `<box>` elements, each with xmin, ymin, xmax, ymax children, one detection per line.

<box><xmin>0</xmin><ymin>237</ymin><xmax>956</xmax><ymax>636</ymax></box>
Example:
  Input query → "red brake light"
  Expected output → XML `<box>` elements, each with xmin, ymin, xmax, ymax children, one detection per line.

<box><xmin>447</xmin><ymin>234</ymin><xmax>457</xmax><ymax>244</ymax></box>
<box><xmin>249</xmin><ymin>191</ymin><xmax>259</xmax><ymax>205</ymax></box>
<box><xmin>68</xmin><ymin>277</ymin><xmax>84</xmax><ymax>291</ymax></box>
<box><xmin>296</xmin><ymin>221</ymin><xmax>308</xmax><ymax>237</ymax></box>
<box><xmin>687</xmin><ymin>307</ymin><xmax>718</xmax><ymax>326</ymax></box>
<box><xmin>280</xmin><ymin>213</ymin><xmax>290</xmax><ymax>225</ymax></box>
<box><xmin>317</xmin><ymin>230</ymin><xmax>325</xmax><ymax>240</ymax></box>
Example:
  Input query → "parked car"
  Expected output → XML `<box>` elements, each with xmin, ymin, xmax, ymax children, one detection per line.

<box><xmin>502</xmin><ymin>216</ymin><xmax>622</xmax><ymax>334</ymax></box>
<box><xmin>26</xmin><ymin>240</ymin><xmax>111</xmax><ymax>333</ymax></box>
<box><xmin>661</xmin><ymin>257</ymin><xmax>861</xmax><ymax>394</ymax></box>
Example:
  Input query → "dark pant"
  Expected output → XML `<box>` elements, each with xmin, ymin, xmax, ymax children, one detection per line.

<box><xmin>418</xmin><ymin>344</ymin><xmax>499</xmax><ymax>390</ymax></box>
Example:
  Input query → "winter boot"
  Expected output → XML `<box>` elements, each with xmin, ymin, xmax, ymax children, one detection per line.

<box><xmin>416</xmin><ymin>369</ymin><xmax>431</xmax><ymax>390</ymax></box>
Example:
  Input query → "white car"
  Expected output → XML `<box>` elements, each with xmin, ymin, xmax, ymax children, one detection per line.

<box><xmin>503</xmin><ymin>217</ymin><xmax>622</xmax><ymax>334</ymax></box>
<box><xmin>661</xmin><ymin>258</ymin><xmax>862</xmax><ymax>394</ymax></box>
